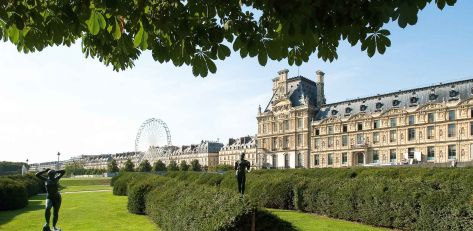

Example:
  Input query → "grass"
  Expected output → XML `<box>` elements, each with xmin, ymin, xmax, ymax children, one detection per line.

<box><xmin>61</xmin><ymin>185</ymin><xmax>112</xmax><ymax>192</ymax></box>
<box><xmin>269</xmin><ymin>209</ymin><xmax>392</xmax><ymax>231</ymax></box>
<box><xmin>60</xmin><ymin>177</ymin><xmax>111</xmax><ymax>186</ymax></box>
<box><xmin>0</xmin><ymin>185</ymin><xmax>159</xmax><ymax>231</ymax></box>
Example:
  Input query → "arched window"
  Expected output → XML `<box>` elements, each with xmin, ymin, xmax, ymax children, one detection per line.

<box><xmin>376</xmin><ymin>102</ymin><xmax>383</xmax><ymax>109</ymax></box>
<box><xmin>392</xmin><ymin>99</ymin><xmax>400</xmax><ymax>107</ymax></box>
<box><xmin>360</xmin><ymin>105</ymin><xmax>367</xmax><ymax>111</ymax></box>
<box><xmin>331</xmin><ymin>110</ymin><xmax>338</xmax><ymax>115</ymax></box>
<box><xmin>410</xmin><ymin>97</ymin><xmax>419</xmax><ymax>104</ymax></box>
<box><xmin>345</xmin><ymin>107</ymin><xmax>352</xmax><ymax>114</ymax></box>
<box><xmin>449</xmin><ymin>90</ymin><xmax>459</xmax><ymax>98</ymax></box>
<box><xmin>429</xmin><ymin>93</ymin><xmax>438</xmax><ymax>101</ymax></box>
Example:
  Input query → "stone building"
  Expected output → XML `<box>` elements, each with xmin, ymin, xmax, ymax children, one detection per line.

<box><xmin>147</xmin><ymin>140</ymin><xmax>224</xmax><ymax>167</ymax></box>
<box><xmin>257</xmin><ymin>69</ymin><xmax>323</xmax><ymax>168</ymax></box>
<box><xmin>258</xmin><ymin>69</ymin><xmax>473</xmax><ymax>168</ymax></box>
<box><xmin>219</xmin><ymin>136</ymin><xmax>257</xmax><ymax>168</ymax></box>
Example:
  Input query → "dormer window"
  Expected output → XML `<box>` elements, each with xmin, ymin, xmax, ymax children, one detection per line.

<box><xmin>449</xmin><ymin>90</ymin><xmax>459</xmax><ymax>98</ymax></box>
<box><xmin>410</xmin><ymin>97</ymin><xmax>419</xmax><ymax>104</ymax></box>
<box><xmin>360</xmin><ymin>105</ymin><xmax>367</xmax><ymax>112</ymax></box>
<box><xmin>331</xmin><ymin>110</ymin><xmax>338</xmax><ymax>115</ymax></box>
<box><xmin>375</xmin><ymin>102</ymin><xmax>383</xmax><ymax>110</ymax></box>
<box><xmin>345</xmin><ymin>107</ymin><xmax>352</xmax><ymax>114</ymax></box>
<box><xmin>392</xmin><ymin>100</ymin><xmax>400</xmax><ymax>107</ymax></box>
<box><xmin>429</xmin><ymin>93</ymin><xmax>438</xmax><ymax>101</ymax></box>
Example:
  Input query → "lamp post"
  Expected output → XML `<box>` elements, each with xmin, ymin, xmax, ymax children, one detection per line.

<box><xmin>57</xmin><ymin>152</ymin><xmax>61</xmax><ymax>170</ymax></box>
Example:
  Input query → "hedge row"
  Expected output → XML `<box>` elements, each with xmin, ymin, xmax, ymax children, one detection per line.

<box><xmin>112</xmin><ymin>172</ymin><xmax>297</xmax><ymax>231</ymax></box>
<box><xmin>0</xmin><ymin>174</ymin><xmax>44</xmax><ymax>210</ymax></box>
<box><xmin>216</xmin><ymin>168</ymin><xmax>473</xmax><ymax>231</ymax></box>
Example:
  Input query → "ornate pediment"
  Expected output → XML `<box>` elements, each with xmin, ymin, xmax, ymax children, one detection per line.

<box><xmin>379</xmin><ymin>108</ymin><xmax>407</xmax><ymax>117</ymax></box>
<box><xmin>347</xmin><ymin>112</ymin><xmax>372</xmax><ymax>121</ymax></box>
<box><xmin>415</xmin><ymin>103</ymin><xmax>445</xmax><ymax>112</ymax></box>
<box><xmin>318</xmin><ymin>117</ymin><xmax>342</xmax><ymax>125</ymax></box>
<box><xmin>457</xmin><ymin>97</ymin><xmax>473</xmax><ymax>106</ymax></box>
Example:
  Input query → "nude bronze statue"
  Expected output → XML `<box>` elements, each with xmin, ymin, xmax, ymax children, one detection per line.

<box><xmin>36</xmin><ymin>168</ymin><xmax>65</xmax><ymax>231</ymax></box>
<box><xmin>234</xmin><ymin>152</ymin><xmax>250</xmax><ymax>196</ymax></box>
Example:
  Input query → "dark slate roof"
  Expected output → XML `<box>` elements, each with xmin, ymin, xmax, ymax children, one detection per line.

<box><xmin>315</xmin><ymin>78</ymin><xmax>473</xmax><ymax>120</ymax></box>
<box><xmin>265</xmin><ymin>76</ymin><xmax>318</xmax><ymax>112</ymax></box>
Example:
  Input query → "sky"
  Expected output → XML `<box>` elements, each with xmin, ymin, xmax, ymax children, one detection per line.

<box><xmin>1</xmin><ymin>2</ymin><xmax>473</xmax><ymax>163</ymax></box>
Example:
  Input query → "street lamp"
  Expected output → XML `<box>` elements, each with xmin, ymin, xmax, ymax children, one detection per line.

<box><xmin>57</xmin><ymin>152</ymin><xmax>61</xmax><ymax>170</ymax></box>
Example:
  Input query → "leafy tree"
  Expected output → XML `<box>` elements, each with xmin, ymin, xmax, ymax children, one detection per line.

<box><xmin>137</xmin><ymin>159</ymin><xmax>152</xmax><ymax>172</ymax></box>
<box><xmin>179</xmin><ymin>160</ymin><xmax>189</xmax><ymax>171</ymax></box>
<box><xmin>64</xmin><ymin>161</ymin><xmax>86</xmax><ymax>176</ymax></box>
<box><xmin>152</xmin><ymin>160</ymin><xmax>167</xmax><ymax>172</ymax></box>
<box><xmin>0</xmin><ymin>161</ymin><xmax>27</xmax><ymax>175</ymax></box>
<box><xmin>168</xmin><ymin>160</ymin><xmax>178</xmax><ymax>171</ymax></box>
<box><xmin>0</xmin><ymin>1</ymin><xmax>456</xmax><ymax>77</ymax></box>
<box><xmin>190</xmin><ymin>160</ymin><xmax>202</xmax><ymax>172</ymax></box>
<box><xmin>107</xmin><ymin>159</ymin><xmax>119</xmax><ymax>173</ymax></box>
<box><xmin>123</xmin><ymin>159</ymin><xmax>135</xmax><ymax>172</ymax></box>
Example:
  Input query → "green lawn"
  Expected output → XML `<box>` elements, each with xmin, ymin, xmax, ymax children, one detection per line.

<box><xmin>60</xmin><ymin>177</ymin><xmax>111</xmax><ymax>186</ymax></box>
<box><xmin>269</xmin><ymin>209</ymin><xmax>391</xmax><ymax>231</ymax></box>
<box><xmin>61</xmin><ymin>185</ymin><xmax>112</xmax><ymax>192</ymax></box>
<box><xmin>0</xmin><ymin>185</ymin><xmax>159</xmax><ymax>231</ymax></box>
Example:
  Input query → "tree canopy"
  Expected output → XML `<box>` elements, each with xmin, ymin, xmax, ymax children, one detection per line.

<box><xmin>0</xmin><ymin>0</ymin><xmax>456</xmax><ymax>77</ymax></box>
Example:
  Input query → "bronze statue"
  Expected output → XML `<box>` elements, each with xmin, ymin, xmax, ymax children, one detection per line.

<box><xmin>36</xmin><ymin>168</ymin><xmax>65</xmax><ymax>231</ymax></box>
<box><xmin>234</xmin><ymin>152</ymin><xmax>250</xmax><ymax>196</ymax></box>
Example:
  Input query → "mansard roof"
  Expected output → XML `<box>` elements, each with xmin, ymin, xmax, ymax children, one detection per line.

<box><xmin>315</xmin><ymin>78</ymin><xmax>473</xmax><ymax>120</ymax></box>
<box><xmin>221</xmin><ymin>136</ymin><xmax>256</xmax><ymax>151</ymax></box>
<box><xmin>265</xmin><ymin>76</ymin><xmax>318</xmax><ymax>112</ymax></box>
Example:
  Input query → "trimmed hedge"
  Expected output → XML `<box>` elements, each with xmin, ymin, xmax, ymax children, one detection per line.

<box><xmin>217</xmin><ymin>168</ymin><xmax>473</xmax><ymax>230</ymax></box>
<box><xmin>0</xmin><ymin>174</ymin><xmax>42</xmax><ymax>210</ymax></box>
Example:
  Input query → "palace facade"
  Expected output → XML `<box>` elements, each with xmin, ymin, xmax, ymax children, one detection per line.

<box><xmin>258</xmin><ymin>69</ymin><xmax>473</xmax><ymax>168</ymax></box>
<box><xmin>219</xmin><ymin>136</ymin><xmax>257</xmax><ymax>167</ymax></box>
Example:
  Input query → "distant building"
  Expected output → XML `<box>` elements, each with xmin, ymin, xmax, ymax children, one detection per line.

<box><xmin>258</xmin><ymin>69</ymin><xmax>473</xmax><ymax>168</ymax></box>
<box><xmin>219</xmin><ymin>136</ymin><xmax>257</xmax><ymax>168</ymax></box>
<box><xmin>146</xmin><ymin>140</ymin><xmax>224</xmax><ymax>167</ymax></box>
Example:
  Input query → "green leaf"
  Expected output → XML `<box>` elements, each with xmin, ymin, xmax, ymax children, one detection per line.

<box><xmin>134</xmin><ymin>25</ymin><xmax>148</xmax><ymax>50</ymax></box>
<box><xmin>8</xmin><ymin>25</ymin><xmax>20</xmax><ymax>44</ymax></box>
<box><xmin>258</xmin><ymin>51</ymin><xmax>267</xmax><ymax>66</ymax></box>
<box><xmin>86</xmin><ymin>11</ymin><xmax>100</xmax><ymax>35</ymax></box>
<box><xmin>113</xmin><ymin>19</ymin><xmax>122</xmax><ymax>40</ymax></box>
<box><xmin>206</xmin><ymin>58</ymin><xmax>217</xmax><ymax>74</ymax></box>
<box><xmin>97</xmin><ymin>12</ymin><xmax>106</xmax><ymax>29</ymax></box>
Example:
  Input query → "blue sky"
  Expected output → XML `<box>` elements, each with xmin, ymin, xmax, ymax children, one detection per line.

<box><xmin>1</xmin><ymin>2</ymin><xmax>472</xmax><ymax>163</ymax></box>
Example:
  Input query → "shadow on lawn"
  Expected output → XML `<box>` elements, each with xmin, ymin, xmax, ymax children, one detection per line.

<box><xmin>0</xmin><ymin>196</ymin><xmax>44</xmax><ymax>225</ymax></box>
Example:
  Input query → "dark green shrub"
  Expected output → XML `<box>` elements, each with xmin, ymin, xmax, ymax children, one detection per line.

<box><xmin>0</xmin><ymin>178</ymin><xmax>28</xmax><ymax>210</ymax></box>
<box><xmin>127</xmin><ymin>177</ymin><xmax>168</xmax><ymax>214</ymax></box>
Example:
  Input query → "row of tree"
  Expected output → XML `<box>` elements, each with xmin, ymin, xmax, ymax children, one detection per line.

<box><xmin>110</xmin><ymin>159</ymin><xmax>205</xmax><ymax>173</ymax></box>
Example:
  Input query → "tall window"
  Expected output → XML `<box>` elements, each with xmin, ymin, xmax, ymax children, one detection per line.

<box><xmin>408</xmin><ymin>115</ymin><xmax>415</xmax><ymax>125</ymax></box>
<box><xmin>284</xmin><ymin>154</ymin><xmax>289</xmax><ymax>168</ymax></box>
<box><xmin>314</xmin><ymin>155</ymin><xmax>320</xmax><ymax>166</ymax></box>
<box><xmin>448</xmin><ymin>145</ymin><xmax>456</xmax><ymax>160</ymax></box>
<box><xmin>315</xmin><ymin>138</ymin><xmax>321</xmax><ymax>149</ymax></box>
<box><xmin>471</xmin><ymin>122</ymin><xmax>473</xmax><ymax>136</ymax></box>
<box><xmin>357</xmin><ymin>134</ymin><xmax>364</xmax><ymax>144</ymax></box>
<box><xmin>272</xmin><ymin>137</ymin><xmax>277</xmax><ymax>150</ymax></box>
<box><xmin>373</xmin><ymin>132</ymin><xmax>380</xmax><ymax>144</ymax></box>
<box><xmin>272</xmin><ymin>122</ymin><xmax>276</xmax><ymax>132</ymax></box>
<box><xmin>328</xmin><ymin>125</ymin><xmax>333</xmax><ymax>134</ymax></box>
<box><xmin>284</xmin><ymin>120</ymin><xmax>289</xmax><ymax>130</ymax></box>
<box><xmin>428</xmin><ymin>113</ymin><xmax>435</xmax><ymax>123</ymax></box>
<box><xmin>390</xmin><ymin>118</ymin><xmax>397</xmax><ymax>127</ymax></box>
<box><xmin>342</xmin><ymin>135</ymin><xmax>348</xmax><ymax>146</ymax></box>
<box><xmin>328</xmin><ymin>154</ymin><xmax>333</xmax><ymax>165</ymax></box>
<box><xmin>297</xmin><ymin>153</ymin><xmax>302</xmax><ymax>168</ymax></box>
<box><xmin>263</xmin><ymin>124</ymin><xmax>267</xmax><ymax>133</ymax></box>
<box><xmin>373</xmin><ymin>120</ymin><xmax>379</xmax><ymax>129</ymax></box>
<box><xmin>390</xmin><ymin>130</ymin><xmax>397</xmax><ymax>142</ymax></box>
<box><xmin>297</xmin><ymin>134</ymin><xmax>303</xmax><ymax>146</ymax></box>
<box><xmin>315</xmin><ymin>128</ymin><xmax>320</xmax><ymax>136</ymax></box>
<box><xmin>357</xmin><ymin>122</ymin><xmax>363</xmax><ymax>131</ymax></box>
<box><xmin>448</xmin><ymin>110</ymin><xmax>456</xmax><ymax>121</ymax></box>
<box><xmin>297</xmin><ymin>118</ymin><xmax>303</xmax><ymax>129</ymax></box>
<box><xmin>372</xmin><ymin>150</ymin><xmax>379</xmax><ymax>163</ymax></box>
<box><xmin>342</xmin><ymin>152</ymin><xmax>347</xmax><ymax>164</ymax></box>
<box><xmin>283</xmin><ymin>136</ymin><xmax>289</xmax><ymax>148</ymax></box>
<box><xmin>328</xmin><ymin>137</ymin><xmax>334</xmax><ymax>148</ymax></box>
<box><xmin>408</xmin><ymin>128</ymin><xmax>416</xmax><ymax>141</ymax></box>
<box><xmin>342</xmin><ymin>124</ymin><xmax>348</xmax><ymax>133</ymax></box>
<box><xmin>427</xmin><ymin>126</ymin><xmax>435</xmax><ymax>139</ymax></box>
<box><xmin>448</xmin><ymin>124</ymin><xmax>456</xmax><ymax>138</ymax></box>
<box><xmin>390</xmin><ymin>149</ymin><xmax>397</xmax><ymax>162</ymax></box>
<box><xmin>427</xmin><ymin>146</ymin><xmax>435</xmax><ymax>161</ymax></box>
<box><xmin>408</xmin><ymin>148</ymin><xmax>415</xmax><ymax>159</ymax></box>
<box><xmin>272</xmin><ymin>155</ymin><xmax>277</xmax><ymax>168</ymax></box>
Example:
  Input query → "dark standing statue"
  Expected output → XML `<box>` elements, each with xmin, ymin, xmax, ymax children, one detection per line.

<box><xmin>234</xmin><ymin>152</ymin><xmax>250</xmax><ymax>197</ymax></box>
<box><xmin>36</xmin><ymin>168</ymin><xmax>65</xmax><ymax>231</ymax></box>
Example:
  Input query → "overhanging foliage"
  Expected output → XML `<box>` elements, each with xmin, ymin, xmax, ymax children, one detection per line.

<box><xmin>0</xmin><ymin>0</ymin><xmax>456</xmax><ymax>76</ymax></box>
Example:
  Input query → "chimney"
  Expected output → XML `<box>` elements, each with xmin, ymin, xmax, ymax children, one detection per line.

<box><xmin>278</xmin><ymin>69</ymin><xmax>289</xmax><ymax>81</ymax></box>
<box><xmin>315</xmin><ymin>70</ymin><xmax>326</xmax><ymax>107</ymax></box>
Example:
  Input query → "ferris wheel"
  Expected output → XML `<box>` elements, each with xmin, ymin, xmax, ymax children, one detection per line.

<box><xmin>135</xmin><ymin>118</ymin><xmax>172</xmax><ymax>162</ymax></box>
